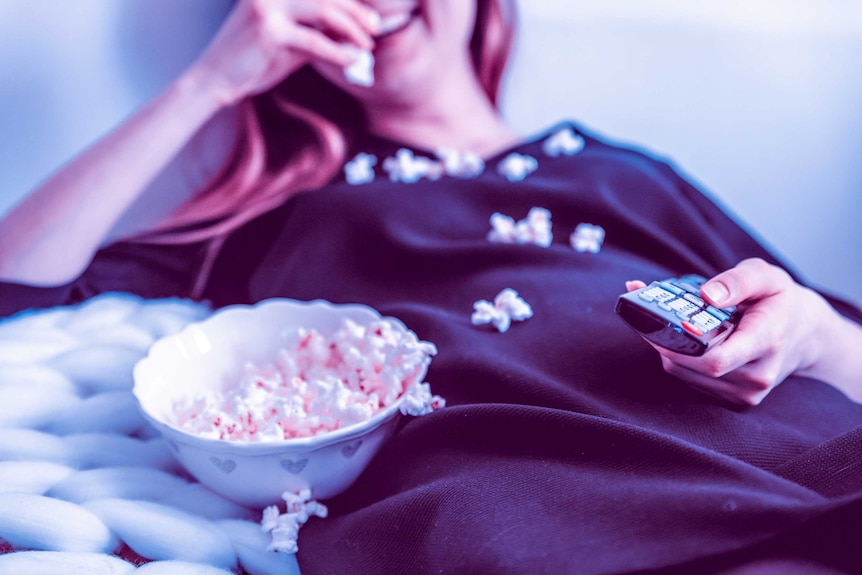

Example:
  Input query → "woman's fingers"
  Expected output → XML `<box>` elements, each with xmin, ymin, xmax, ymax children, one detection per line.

<box><xmin>656</xmin><ymin>329</ymin><xmax>793</xmax><ymax>406</ymax></box>
<box><xmin>273</xmin><ymin>0</ymin><xmax>379</xmax><ymax>50</ymax></box>
<box><xmin>307</xmin><ymin>0</ymin><xmax>380</xmax><ymax>49</ymax></box>
<box><xmin>187</xmin><ymin>0</ymin><xmax>384</xmax><ymax>107</ymax></box>
<box><xmin>658</xmin><ymin>356</ymin><xmax>775</xmax><ymax>406</ymax></box>
<box><xmin>700</xmin><ymin>257</ymin><xmax>793</xmax><ymax>308</ymax></box>
<box><xmin>261</xmin><ymin>0</ymin><xmax>380</xmax><ymax>68</ymax></box>
<box><xmin>267</xmin><ymin>19</ymin><xmax>360</xmax><ymax>67</ymax></box>
<box><xmin>654</xmin><ymin>304</ymin><xmax>778</xmax><ymax>377</ymax></box>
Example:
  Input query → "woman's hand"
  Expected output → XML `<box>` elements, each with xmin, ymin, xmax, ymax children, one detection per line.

<box><xmin>627</xmin><ymin>258</ymin><xmax>862</xmax><ymax>406</ymax></box>
<box><xmin>187</xmin><ymin>0</ymin><xmax>381</xmax><ymax>106</ymax></box>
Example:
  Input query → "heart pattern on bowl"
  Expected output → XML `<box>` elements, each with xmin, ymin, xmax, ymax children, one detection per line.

<box><xmin>280</xmin><ymin>458</ymin><xmax>309</xmax><ymax>474</ymax></box>
<box><xmin>210</xmin><ymin>456</ymin><xmax>236</xmax><ymax>474</ymax></box>
<box><xmin>341</xmin><ymin>440</ymin><xmax>362</xmax><ymax>458</ymax></box>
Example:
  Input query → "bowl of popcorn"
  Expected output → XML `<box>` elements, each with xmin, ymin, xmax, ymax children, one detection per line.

<box><xmin>132</xmin><ymin>298</ymin><xmax>443</xmax><ymax>510</ymax></box>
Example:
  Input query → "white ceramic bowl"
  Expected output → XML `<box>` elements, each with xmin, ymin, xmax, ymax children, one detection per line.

<box><xmin>132</xmin><ymin>298</ymin><xmax>430</xmax><ymax>508</ymax></box>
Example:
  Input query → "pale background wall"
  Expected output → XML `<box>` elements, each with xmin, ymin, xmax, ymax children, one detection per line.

<box><xmin>0</xmin><ymin>0</ymin><xmax>859</xmax><ymax>306</ymax></box>
<box><xmin>502</xmin><ymin>1</ymin><xmax>862</xmax><ymax>307</ymax></box>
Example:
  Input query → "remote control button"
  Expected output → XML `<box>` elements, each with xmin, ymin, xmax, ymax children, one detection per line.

<box><xmin>682</xmin><ymin>321</ymin><xmax>703</xmax><ymax>336</ymax></box>
<box><xmin>706</xmin><ymin>306</ymin><xmax>731</xmax><ymax>322</ymax></box>
<box><xmin>658</xmin><ymin>301</ymin><xmax>673</xmax><ymax>311</ymax></box>
<box><xmin>659</xmin><ymin>282</ymin><xmax>685</xmax><ymax>295</ymax></box>
<box><xmin>680</xmin><ymin>274</ymin><xmax>707</xmax><ymax>286</ymax></box>
<box><xmin>669</xmin><ymin>299</ymin><xmax>698</xmax><ymax>317</ymax></box>
<box><xmin>691</xmin><ymin>311</ymin><xmax>721</xmax><ymax>333</ymax></box>
<box><xmin>684</xmin><ymin>293</ymin><xmax>705</xmax><ymax>307</ymax></box>
<box><xmin>642</xmin><ymin>286</ymin><xmax>675</xmax><ymax>303</ymax></box>
<box><xmin>638</xmin><ymin>291</ymin><xmax>655</xmax><ymax>302</ymax></box>
<box><xmin>674</xmin><ymin>280</ymin><xmax>701</xmax><ymax>295</ymax></box>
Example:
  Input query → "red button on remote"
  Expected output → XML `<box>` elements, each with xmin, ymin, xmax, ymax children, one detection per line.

<box><xmin>682</xmin><ymin>321</ymin><xmax>703</xmax><ymax>336</ymax></box>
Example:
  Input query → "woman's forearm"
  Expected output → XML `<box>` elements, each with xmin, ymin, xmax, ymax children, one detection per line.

<box><xmin>0</xmin><ymin>70</ymin><xmax>224</xmax><ymax>286</ymax></box>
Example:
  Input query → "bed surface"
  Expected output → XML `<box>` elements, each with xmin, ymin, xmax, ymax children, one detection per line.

<box><xmin>0</xmin><ymin>294</ymin><xmax>300</xmax><ymax>575</ymax></box>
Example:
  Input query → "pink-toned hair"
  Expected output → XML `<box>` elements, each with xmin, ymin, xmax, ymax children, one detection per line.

<box><xmin>133</xmin><ymin>0</ymin><xmax>517</xmax><ymax>292</ymax></box>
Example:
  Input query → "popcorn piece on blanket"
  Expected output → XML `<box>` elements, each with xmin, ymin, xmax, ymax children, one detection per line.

<box><xmin>497</xmin><ymin>153</ymin><xmax>538</xmax><ymax>182</ymax></box>
<box><xmin>542</xmin><ymin>127</ymin><xmax>585</xmax><ymax>157</ymax></box>
<box><xmin>266</xmin><ymin>515</ymin><xmax>301</xmax><ymax>554</ymax></box>
<box><xmin>383</xmin><ymin>149</ymin><xmax>444</xmax><ymax>183</ymax></box>
<box><xmin>282</xmin><ymin>489</ymin><xmax>328</xmax><ymax>523</ymax></box>
<box><xmin>570</xmin><ymin>223</ymin><xmax>606</xmax><ymax>254</ymax></box>
<box><xmin>261</xmin><ymin>489</ymin><xmax>328</xmax><ymax>554</ymax></box>
<box><xmin>487</xmin><ymin>207</ymin><xmax>552</xmax><ymax>247</ymax></box>
<box><xmin>343</xmin><ymin>46</ymin><xmax>375</xmax><ymax>87</ymax></box>
<box><xmin>344</xmin><ymin>153</ymin><xmax>377</xmax><ymax>185</ymax></box>
<box><xmin>471</xmin><ymin>288</ymin><xmax>533</xmax><ymax>333</ymax></box>
<box><xmin>169</xmin><ymin>319</ymin><xmax>440</xmax><ymax>442</ymax></box>
<box><xmin>435</xmin><ymin>147</ymin><xmax>485</xmax><ymax>178</ymax></box>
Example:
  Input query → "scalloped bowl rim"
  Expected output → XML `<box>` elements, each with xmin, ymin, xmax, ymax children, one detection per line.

<box><xmin>132</xmin><ymin>298</ymin><xmax>422</xmax><ymax>455</ymax></box>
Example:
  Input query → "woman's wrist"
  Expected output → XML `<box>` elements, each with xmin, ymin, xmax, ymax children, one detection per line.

<box><xmin>798</xmin><ymin>300</ymin><xmax>862</xmax><ymax>401</ymax></box>
<box><xmin>175</xmin><ymin>65</ymin><xmax>239</xmax><ymax>118</ymax></box>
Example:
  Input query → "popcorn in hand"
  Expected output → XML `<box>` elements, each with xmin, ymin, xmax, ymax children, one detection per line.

<box><xmin>570</xmin><ymin>223</ymin><xmax>605</xmax><ymax>254</ymax></box>
<box><xmin>435</xmin><ymin>147</ymin><xmax>485</xmax><ymax>178</ymax></box>
<box><xmin>344</xmin><ymin>153</ymin><xmax>377</xmax><ymax>185</ymax></box>
<box><xmin>497</xmin><ymin>153</ymin><xmax>538</xmax><ymax>182</ymax></box>
<box><xmin>542</xmin><ymin>127</ymin><xmax>585</xmax><ymax>157</ymax></box>
<box><xmin>487</xmin><ymin>207</ymin><xmax>552</xmax><ymax>248</ymax></box>
<box><xmin>383</xmin><ymin>149</ymin><xmax>444</xmax><ymax>183</ymax></box>
<box><xmin>261</xmin><ymin>488</ymin><xmax>329</xmax><ymax>554</ymax></box>
<box><xmin>344</xmin><ymin>46</ymin><xmax>375</xmax><ymax>87</ymax></box>
<box><xmin>471</xmin><ymin>288</ymin><xmax>533</xmax><ymax>333</ymax></box>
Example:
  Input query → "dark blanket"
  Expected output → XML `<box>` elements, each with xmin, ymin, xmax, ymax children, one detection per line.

<box><xmin>4</xmin><ymin>121</ymin><xmax>862</xmax><ymax>574</ymax></box>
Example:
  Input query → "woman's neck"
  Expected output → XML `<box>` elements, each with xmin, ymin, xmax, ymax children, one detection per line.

<box><xmin>362</xmin><ymin>73</ymin><xmax>521</xmax><ymax>159</ymax></box>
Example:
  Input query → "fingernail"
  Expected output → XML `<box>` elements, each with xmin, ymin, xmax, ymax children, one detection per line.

<box><xmin>368</xmin><ymin>10</ymin><xmax>382</xmax><ymax>31</ymax></box>
<box><xmin>702</xmin><ymin>281</ymin><xmax>729</xmax><ymax>304</ymax></box>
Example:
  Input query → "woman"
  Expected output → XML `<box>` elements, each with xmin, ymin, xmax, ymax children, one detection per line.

<box><xmin>1</xmin><ymin>1</ymin><xmax>862</xmax><ymax>573</ymax></box>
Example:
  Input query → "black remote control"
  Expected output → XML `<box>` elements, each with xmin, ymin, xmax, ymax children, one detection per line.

<box><xmin>615</xmin><ymin>274</ymin><xmax>739</xmax><ymax>356</ymax></box>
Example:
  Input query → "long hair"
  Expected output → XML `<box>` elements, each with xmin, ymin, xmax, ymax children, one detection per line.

<box><xmin>133</xmin><ymin>0</ymin><xmax>517</xmax><ymax>291</ymax></box>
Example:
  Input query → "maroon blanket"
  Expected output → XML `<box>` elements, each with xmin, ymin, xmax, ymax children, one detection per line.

<box><xmin>4</xmin><ymin>122</ymin><xmax>862</xmax><ymax>574</ymax></box>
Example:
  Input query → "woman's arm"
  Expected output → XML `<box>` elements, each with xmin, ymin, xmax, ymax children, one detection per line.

<box><xmin>0</xmin><ymin>77</ymin><xmax>222</xmax><ymax>286</ymax></box>
<box><xmin>0</xmin><ymin>0</ymin><xmax>379</xmax><ymax>287</ymax></box>
<box><xmin>630</xmin><ymin>258</ymin><xmax>862</xmax><ymax>405</ymax></box>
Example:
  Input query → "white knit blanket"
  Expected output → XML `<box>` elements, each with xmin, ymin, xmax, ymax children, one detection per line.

<box><xmin>0</xmin><ymin>293</ymin><xmax>301</xmax><ymax>575</ymax></box>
